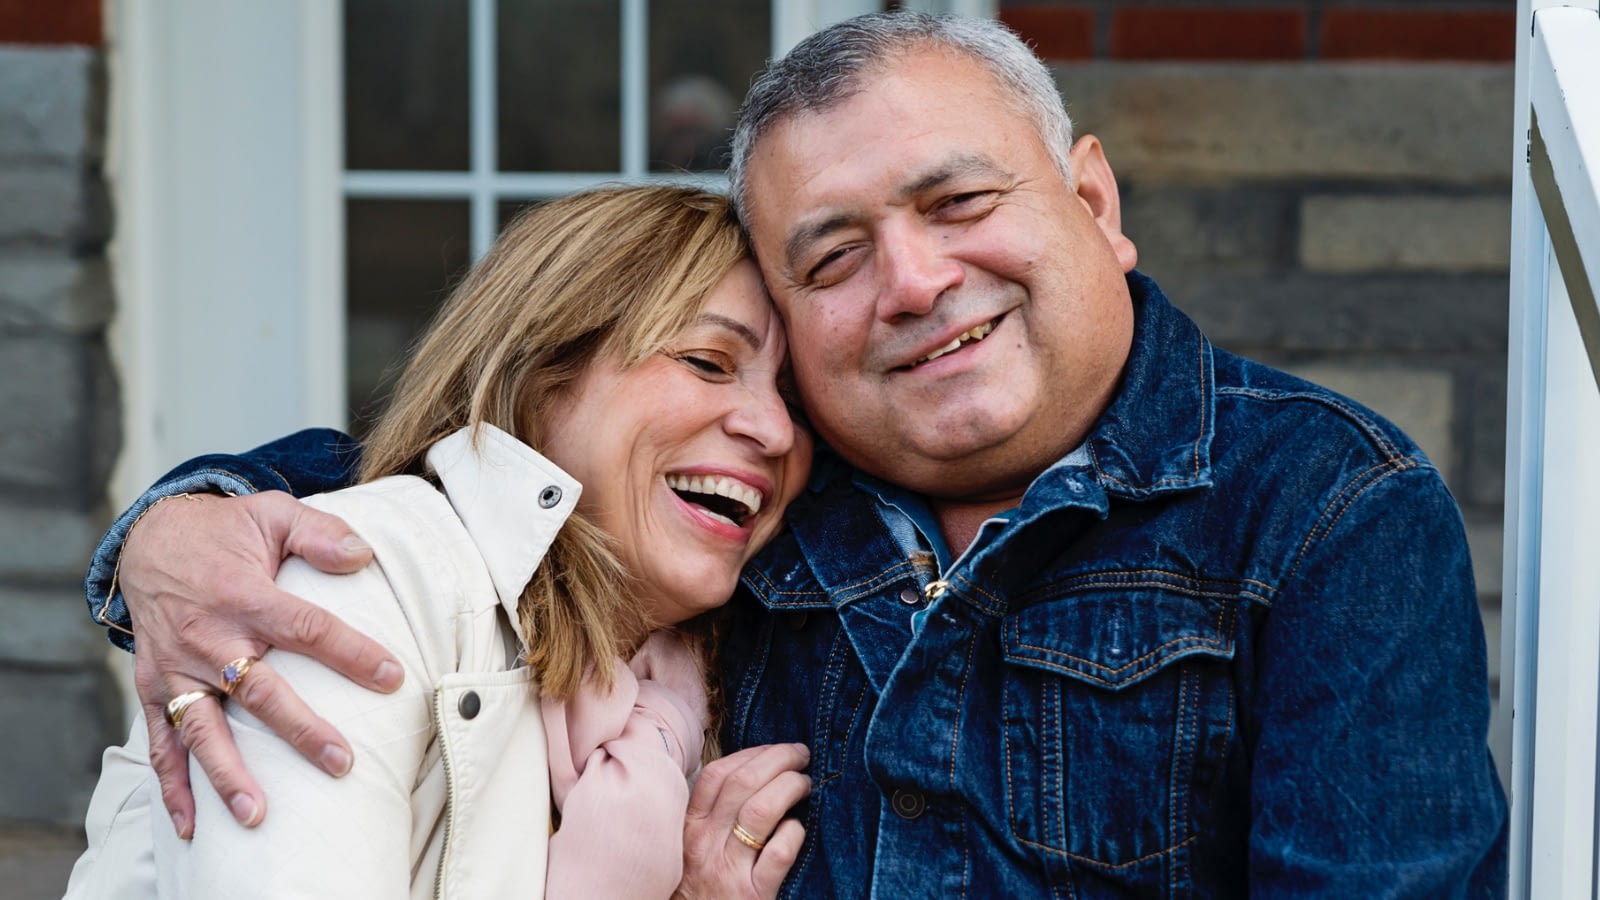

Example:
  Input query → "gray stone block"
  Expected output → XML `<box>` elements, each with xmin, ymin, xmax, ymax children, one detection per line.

<box><xmin>1057</xmin><ymin>63</ymin><xmax>1513</xmax><ymax>184</ymax></box>
<box><xmin>0</xmin><ymin>665</ymin><xmax>121</xmax><ymax>825</ymax></box>
<box><xmin>0</xmin><ymin>254</ymin><xmax>114</xmax><ymax>334</ymax></box>
<box><xmin>1121</xmin><ymin>184</ymin><xmax>1295</xmax><ymax>273</ymax></box>
<box><xmin>1164</xmin><ymin>271</ymin><xmax>1509</xmax><ymax>354</ymax></box>
<box><xmin>0</xmin><ymin>166</ymin><xmax>89</xmax><ymax>244</ymax></box>
<box><xmin>0</xmin><ymin>336</ymin><xmax>91</xmax><ymax>496</ymax></box>
<box><xmin>1300</xmin><ymin>194</ymin><xmax>1511</xmax><ymax>273</ymax></box>
<box><xmin>0</xmin><ymin>47</ymin><xmax>95</xmax><ymax>164</ymax></box>
<box><xmin>1278</xmin><ymin>362</ymin><xmax>1455</xmax><ymax>486</ymax></box>
<box><xmin>1462</xmin><ymin>365</ymin><xmax>1508</xmax><ymax>509</ymax></box>
<box><xmin>0</xmin><ymin>584</ymin><xmax>109</xmax><ymax>666</ymax></box>
<box><xmin>0</xmin><ymin>501</ymin><xmax>106</xmax><ymax>579</ymax></box>
<box><xmin>1465</xmin><ymin>518</ymin><xmax>1505</xmax><ymax>610</ymax></box>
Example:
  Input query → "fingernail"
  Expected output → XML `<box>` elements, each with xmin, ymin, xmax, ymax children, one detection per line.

<box><xmin>373</xmin><ymin>660</ymin><xmax>403</xmax><ymax>690</ymax></box>
<box><xmin>793</xmin><ymin>742</ymin><xmax>811</xmax><ymax>757</ymax></box>
<box><xmin>229</xmin><ymin>793</ymin><xmax>260</xmax><ymax>827</ymax></box>
<box><xmin>321</xmin><ymin>744</ymin><xmax>353</xmax><ymax>777</ymax></box>
<box><xmin>341</xmin><ymin>534</ymin><xmax>372</xmax><ymax>554</ymax></box>
<box><xmin>171</xmin><ymin>811</ymin><xmax>191</xmax><ymax>840</ymax></box>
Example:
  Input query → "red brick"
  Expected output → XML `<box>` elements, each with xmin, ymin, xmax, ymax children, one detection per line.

<box><xmin>1111</xmin><ymin>7</ymin><xmax>1306</xmax><ymax>61</ymax></box>
<box><xmin>1321</xmin><ymin>9</ymin><xmax>1516</xmax><ymax>62</ymax></box>
<box><xmin>1000</xmin><ymin>5</ymin><xmax>1096</xmax><ymax>61</ymax></box>
<box><xmin>0</xmin><ymin>0</ymin><xmax>102</xmax><ymax>46</ymax></box>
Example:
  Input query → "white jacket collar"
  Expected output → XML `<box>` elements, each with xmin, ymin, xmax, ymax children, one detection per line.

<box><xmin>425</xmin><ymin>424</ymin><xmax>582</xmax><ymax>650</ymax></box>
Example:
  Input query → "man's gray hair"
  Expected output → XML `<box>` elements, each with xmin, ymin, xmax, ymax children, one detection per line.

<box><xmin>727</xmin><ymin>10</ymin><xmax>1075</xmax><ymax>227</ymax></box>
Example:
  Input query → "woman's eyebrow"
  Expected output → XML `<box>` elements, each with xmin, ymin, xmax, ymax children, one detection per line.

<box><xmin>694</xmin><ymin>312</ymin><xmax>763</xmax><ymax>350</ymax></box>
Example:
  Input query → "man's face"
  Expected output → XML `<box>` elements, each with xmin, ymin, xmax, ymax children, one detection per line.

<box><xmin>743</xmin><ymin>46</ymin><xmax>1139</xmax><ymax>502</ymax></box>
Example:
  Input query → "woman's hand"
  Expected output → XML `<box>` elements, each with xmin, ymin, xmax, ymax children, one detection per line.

<box><xmin>120</xmin><ymin>491</ymin><xmax>402</xmax><ymax>837</ymax></box>
<box><xmin>676</xmin><ymin>742</ymin><xmax>811</xmax><ymax>899</ymax></box>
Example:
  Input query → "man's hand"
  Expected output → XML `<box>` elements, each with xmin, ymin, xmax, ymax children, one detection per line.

<box><xmin>121</xmin><ymin>491</ymin><xmax>403</xmax><ymax>838</ymax></box>
<box><xmin>677</xmin><ymin>742</ymin><xmax>811</xmax><ymax>899</ymax></box>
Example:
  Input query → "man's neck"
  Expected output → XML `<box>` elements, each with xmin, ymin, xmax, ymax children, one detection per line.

<box><xmin>932</xmin><ymin>497</ymin><xmax>1020</xmax><ymax>558</ymax></box>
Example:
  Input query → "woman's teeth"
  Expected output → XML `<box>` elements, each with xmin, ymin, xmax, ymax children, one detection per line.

<box><xmin>666</xmin><ymin>473</ymin><xmax>763</xmax><ymax>524</ymax></box>
<box><xmin>917</xmin><ymin>319</ymin><xmax>996</xmax><ymax>365</ymax></box>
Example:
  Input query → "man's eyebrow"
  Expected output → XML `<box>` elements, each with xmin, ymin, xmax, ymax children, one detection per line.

<box><xmin>780</xmin><ymin>154</ymin><xmax>1010</xmax><ymax>273</ymax></box>
<box><xmin>694</xmin><ymin>312</ymin><xmax>763</xmax><ymax>350</ymax></box>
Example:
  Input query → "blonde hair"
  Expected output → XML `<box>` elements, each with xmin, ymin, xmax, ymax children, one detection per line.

<box><xmin>358</xmin><ymin>185</ymin><xmax>748</xmax><ymax>700</ymax></box>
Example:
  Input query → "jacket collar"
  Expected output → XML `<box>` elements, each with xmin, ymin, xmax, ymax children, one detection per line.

<box><xmin>426</xmin><ymin>425</ymin><xmax>581</xmax><ymax>650</ymax></box>
<box><xmin>1079</xmin><ymin>271</ymin><xmax>1216</xmax><ymax>500</ymax></box>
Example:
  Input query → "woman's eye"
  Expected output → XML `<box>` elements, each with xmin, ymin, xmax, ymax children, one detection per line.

<box><xmin>677</xmin><ymin>353</ymin><xmax>732</xmax><ymax>376</ymax></box>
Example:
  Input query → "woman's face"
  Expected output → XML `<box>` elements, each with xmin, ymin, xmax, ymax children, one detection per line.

<box><xmin>540</xmin><ymin>260</ymin><xmax>813</xmax><ymax>626</ymax></box>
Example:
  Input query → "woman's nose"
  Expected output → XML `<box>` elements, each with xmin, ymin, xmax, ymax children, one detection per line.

<box><xmin>726</xmin><ymin>382</ymin><xmax>798</xmax><ymax>457</ymax></box>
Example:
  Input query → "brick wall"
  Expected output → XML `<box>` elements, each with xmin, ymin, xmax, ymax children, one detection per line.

<box><xmin>1004</xmin><ymin>0</ymin><xmax>1514</xmax><ymax>771</ymax></box>
<box><xmin>0</xmin><ymin>0</ymin><xmax>123</xmax><ymax>836</ymax></box>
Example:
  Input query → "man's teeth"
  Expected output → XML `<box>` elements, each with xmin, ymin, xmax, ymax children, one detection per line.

<box><xmin>665</xmin><ymin>474</ymin><xmax>763</xmax><ymax>518</ymax></box>
<box><xmin>917</xmin><ymin>320</ymin><xmax>996</xmax><ymax>365</ymax></box>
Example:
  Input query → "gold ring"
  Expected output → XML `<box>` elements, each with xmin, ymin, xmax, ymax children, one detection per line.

<box><xmin>164</xmin><ymin>690</ymin><xmax>218</xmax><ymax>729</ymax></box>
<box><xmin>220</xmin><ymin>656</ymin><xmax>260</xmax><ymax>696</ymax></box>
<box><xmin>730</xmin><ymin>821</ymin><xmax>767</xmax><ymax>852</ymax></box>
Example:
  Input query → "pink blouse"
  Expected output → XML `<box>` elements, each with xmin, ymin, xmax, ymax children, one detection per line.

<box><xmin>541</xmin><ymin>629</ymin><xmax>709</xmax><ymax>898</ymax></box>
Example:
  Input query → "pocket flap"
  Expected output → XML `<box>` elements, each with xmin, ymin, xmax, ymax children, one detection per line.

<box><xmin>1002</xmin><ymin>590</ymin><xmax>1236</xmax><ymax>690</ymax></box>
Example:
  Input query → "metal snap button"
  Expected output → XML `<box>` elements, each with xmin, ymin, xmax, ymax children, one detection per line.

<box><xmin>891</xmin><ymin>789</ymin><xmax>926</xmax><ymax>820</ymax></box>
<box><xmin>897</xmin><ymin>588</ymin><xmax>920</xmax><ymax>606</ymax></box>
<box><xmin>538</xmin><ymin>486</ymin><xmax>562</xmax><ymax>508</ymax></box>
<box><xmin>458</xmin><ymin>691</ymin><xmax>481</xmax><ymax>720</ymax></box>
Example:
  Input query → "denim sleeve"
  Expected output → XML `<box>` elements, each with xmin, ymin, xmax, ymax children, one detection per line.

<box><xmin>84</xmin><ymin>428</ymin><xmax>363</xmax><ymax>651</ymax></box>
<box><xmin>1247</xmin><ymin>465</ymin><xmax>1508</xmax><ymax>896</ymax></box>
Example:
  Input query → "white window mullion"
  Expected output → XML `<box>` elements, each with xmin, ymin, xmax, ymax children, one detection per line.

<box><xmin>621</xmin><ymin>0</ymin><xmax>649</xmax><ymax>177</ymax></box>
<box><xmin>469</xmin><ymin>0</ymin><xmax>498</xmax><ymax>259</ymax></box>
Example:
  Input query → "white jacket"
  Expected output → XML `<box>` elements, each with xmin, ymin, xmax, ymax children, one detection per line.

<box><xmin>65</xmin><ymin>425</ymin><xmax>581</xmax><ymax>899</ymax></box>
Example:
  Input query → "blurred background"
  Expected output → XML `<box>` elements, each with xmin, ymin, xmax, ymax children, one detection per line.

<box><xmin>0</xmin><ymin>0</ymin><xmax>1514</xmax><ymax>895</ymax></box>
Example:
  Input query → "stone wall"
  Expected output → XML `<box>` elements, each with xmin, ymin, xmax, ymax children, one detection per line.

<box><xmin>0</xmin><ymin>24</ymin><xmax>122</xmax><ymax>833</ymax></box>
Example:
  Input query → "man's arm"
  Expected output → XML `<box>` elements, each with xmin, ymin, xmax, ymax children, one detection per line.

<box><xmin>1249</xmin><ymin>465</ymin><xmax>1508</xmax><ymax>895</ymax></box>
<box><xmin>84</xmin><ymin>428</ymin><xmax>404</xmax><ymax>838</ymax></box>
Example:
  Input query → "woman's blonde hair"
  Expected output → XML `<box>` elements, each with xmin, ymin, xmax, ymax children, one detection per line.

<box><xmin>358</xmin><ymin>184</ymin><xmax>749</xmax><ymax>699</ymax></box>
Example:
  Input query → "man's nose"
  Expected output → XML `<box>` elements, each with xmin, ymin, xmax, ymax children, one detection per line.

<box><xmin>876</xmin><ymin>222</ymin><xmax>964</xmax><ymax>322</ymax></box>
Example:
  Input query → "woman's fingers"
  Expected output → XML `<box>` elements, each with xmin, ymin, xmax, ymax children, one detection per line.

<box><xmin>680</xmin><ymin>742</ymin><xmax>811</xmax><ymax>898</ymax></box>
<box><xmin>752</xmin><ymin>820</ymin><xmax>805</xmax><ymax>898</ymax></box>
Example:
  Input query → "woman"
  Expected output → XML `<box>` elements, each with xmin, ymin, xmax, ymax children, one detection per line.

<box><xmin>64</xmin><ymin>185</ymin><xmax>812</xmax><ymax>898</ymax></box>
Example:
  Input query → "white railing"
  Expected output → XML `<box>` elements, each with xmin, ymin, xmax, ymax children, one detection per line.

<box><xmin>1504</xmin><ymin>2</ymin><xmax>1600</xmax><ymax>897</ymax></box>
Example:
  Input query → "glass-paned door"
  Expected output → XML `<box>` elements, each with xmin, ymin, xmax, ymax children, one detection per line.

<box><xmin>342</xmin><ymin>0</ymin><xmax>778</xmax><ymax>431</ymax></box>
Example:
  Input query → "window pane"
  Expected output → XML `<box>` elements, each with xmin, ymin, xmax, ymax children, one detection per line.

<box><xmin>499</xmin><ymin>0</ymin><xmax>622</xmax><ymax>172</ymax></box>
<box><xmin>649</xmin><ymin>0</ymin><xmax>770</xmax><ymax>172</ymax></box>
<box><xmin>344</xmin><ymin>0</ymin><xmax>471</xmax><ymax>172</ymax></box>
<box><xmin>346</xmin><ymin>199</ymin><xmax>472</xmax><ymax>432</ymax></box>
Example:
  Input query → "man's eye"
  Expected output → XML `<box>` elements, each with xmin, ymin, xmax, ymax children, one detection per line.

<box><xmin>806</xmin><ymin>246</ymin><xmax>859</xmax><ymax>286</ymax></box>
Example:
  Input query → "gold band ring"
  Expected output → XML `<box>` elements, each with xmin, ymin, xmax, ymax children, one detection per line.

<box><xmin>730</xmin><ymin>821</ymin><xmax>768</xmax><ymax>852</ymax></box>
<box><xmin>220</xmin><ymin>656</ymin><xmax>260</xmax><ymax>696</ymax></box>
<box><xmin>164</xmin><ymin>690</ymin><xmax>218</xmax><ymax>729</ymax></box>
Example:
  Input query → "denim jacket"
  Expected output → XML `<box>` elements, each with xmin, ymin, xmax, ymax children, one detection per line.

<box><xmin>86</xmin><ymin>273</ymin><xmax>1507</xmax><ymax>898</ymax></box>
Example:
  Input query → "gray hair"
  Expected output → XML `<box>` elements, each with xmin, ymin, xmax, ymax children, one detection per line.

<box><xmin>728</xmin><ymin>10</ymin><xmax>1075</xmax><ymax>227</ymax></box>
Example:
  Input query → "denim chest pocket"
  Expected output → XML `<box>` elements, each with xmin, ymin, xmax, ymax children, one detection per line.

<box><xmin>1000</xmin><ymin>587</ymin><xmax>1239</xmax><ymax>873</ymax></box>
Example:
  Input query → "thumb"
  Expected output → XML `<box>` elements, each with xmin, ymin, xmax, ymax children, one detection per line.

<box><xmin>249</xmin><ymin>492</ymin><xmax>372</xmax><ymax>574</ymax></box>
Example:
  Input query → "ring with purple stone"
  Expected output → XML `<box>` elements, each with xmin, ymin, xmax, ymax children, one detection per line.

<box><xmin>220</xmin><ymin>655</ymin><xmax>260</xmax><ymax>697</ymax></box>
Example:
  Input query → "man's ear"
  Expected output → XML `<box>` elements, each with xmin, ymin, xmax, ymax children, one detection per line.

<box><xmin>1069</xmin><ymin>135</ymin><xmax>1138</xmax><ymax>274</ymax></box>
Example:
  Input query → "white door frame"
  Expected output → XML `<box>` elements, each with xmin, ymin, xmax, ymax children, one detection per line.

<box><xmin>1503</xmin><ymin>2</ymin><xmax>1600</xmax><ymax>897</ymax></box>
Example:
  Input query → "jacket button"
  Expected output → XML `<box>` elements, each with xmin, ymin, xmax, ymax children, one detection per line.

<box><xmin>897</xmin><ymin>588</ymin><xmax>920</xmax><ymax>606</ymax></box>
<box><xmin>890</xmin><ymin>789</ymin><xmax>925</xmax><ymax>820</ymax></box>
<box><xmin>458</xmin><ymin>691</ymin><xmax>481</xmax><ymax>719</ymax></box>
<box><xmin>538</xmin><ymin>486</ymin><xmax>563</xmax><ymax>509</ymax></box>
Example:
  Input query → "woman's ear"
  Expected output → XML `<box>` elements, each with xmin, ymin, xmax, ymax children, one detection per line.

<box><xmin>1068</xmin><ymin>135</ymin><xmax>1138</xmax><ymax>274</ymax></box>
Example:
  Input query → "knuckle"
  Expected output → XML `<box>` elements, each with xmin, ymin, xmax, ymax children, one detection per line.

<box><xmin>284</xmin><ymin>603</ymin><xmax>331</xmax><ymax>648</ymax></box>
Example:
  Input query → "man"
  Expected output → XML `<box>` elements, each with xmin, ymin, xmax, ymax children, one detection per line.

<box><xmin>88</xmin><ymin>11</ymin><xmax>1507</xmax><ymax>897</ymax></box>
